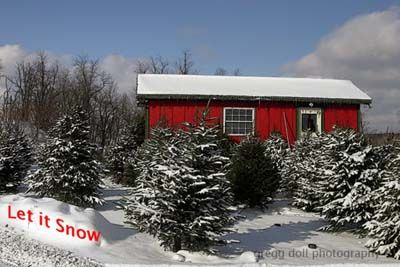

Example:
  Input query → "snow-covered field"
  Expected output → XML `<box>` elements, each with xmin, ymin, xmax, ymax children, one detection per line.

<box><xmin>0</xmin><ymin>179</ymin><xmax>399</xmax><ymax>266</ymax></box>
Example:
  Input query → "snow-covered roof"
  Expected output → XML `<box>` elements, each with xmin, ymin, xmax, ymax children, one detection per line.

<box><xmin>137</xmin><ymin>74</ymin><xmax>371</xmax><ymax>104</ymax></box>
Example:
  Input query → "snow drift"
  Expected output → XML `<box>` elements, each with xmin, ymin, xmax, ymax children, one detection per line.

<box><xmin>0</xmin><ymin>194</ymin><xmax>115</xmax><ymax>249</ymax></box>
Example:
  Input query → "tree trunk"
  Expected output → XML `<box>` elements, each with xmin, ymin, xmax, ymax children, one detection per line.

<box><xmin>172</xmin><ymin>237</ymin><xmax>181</xmax><ymax>252</ymax></box>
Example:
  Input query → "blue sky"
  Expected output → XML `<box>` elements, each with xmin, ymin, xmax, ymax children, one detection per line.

<box><xmin>1</xmin><ymin>0</ymin><xmax>398</xmax><ymax>75</ymax></box>
<box><xmin>1</xmin><ymin>1</ymin><xmax>400</xmax><ymax>131</ymax></box>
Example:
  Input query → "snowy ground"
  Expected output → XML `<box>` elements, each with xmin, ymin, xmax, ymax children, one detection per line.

<box><xmin>0</xmin><ymin>179</ymin><xmax>399</xmax><ymax>266</ymax></box>
<box><xmin>0</xmin><ymin>225</ymin><xmax>101</xmax><ymax>267</ymax></box>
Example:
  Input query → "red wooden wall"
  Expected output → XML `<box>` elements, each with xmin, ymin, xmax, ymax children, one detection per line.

<box><xmin>147</xmin><ymin>100</ymin><xmax>359</xmax><ymax>144</ymax></box>
<box><xmin>324</xmin><ymin>104</ymin><xmax>359</xmax><ymax>132</ymax></box>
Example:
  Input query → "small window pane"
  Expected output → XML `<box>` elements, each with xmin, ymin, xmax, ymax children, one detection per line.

<box><xmin>302</xmin><ymin>114</ymin><xmax>317</xmax><ymax>132</ymax></box>
<box><xmin>224</xmin><ymin>108</ymin><xmax>254</xmax><ymax>135</ymax></box>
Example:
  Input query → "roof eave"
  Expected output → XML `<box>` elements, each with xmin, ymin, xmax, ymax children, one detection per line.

<box><xmin>137</xmin><ymin>94</ymin><xmax>372</xmax><ymax>105</ymax></box>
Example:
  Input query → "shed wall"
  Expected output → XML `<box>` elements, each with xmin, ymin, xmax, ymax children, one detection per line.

<box><xmin>147</xmin><ymin>100</ymin><xmax>359</xmax><ymax>144</ymax></box>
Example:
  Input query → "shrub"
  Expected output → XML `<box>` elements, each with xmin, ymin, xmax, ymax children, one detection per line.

<box><xmin>281</xmin><ymin>132</ymin><xmax>328</xmax><ymax>211</ymax></box>
<box><xmin>28</xmin><ymin>109</ymin><xmax>103</xmax><ymax>207</ymax></box>
<box><xmin>124</xmin><ymin>114</ymin><xmax>234</xmax><ymax>252</ymax></box>
<box><xmin>228</xmin><ymin>135</ymin><xmax>280</xmax><ymax>208</ymax></box>
<box><xmin>319</xmin><ymin>129</ymin><xmax>389</xmax><ymax>230</ymax></box>
<box><xmin>364</xmin><ymin>145</ymin><xmax>400</xmax><ymax>259</ymax></box>
<box><xmin>0</xmin><ymin>124</ymin><xmax>32</xmax><ymax>193</ymax></box>
<box><xmin>106</xmin><ymin>112</ymin><xmax>145</xmax><ymax>185</ymax></box>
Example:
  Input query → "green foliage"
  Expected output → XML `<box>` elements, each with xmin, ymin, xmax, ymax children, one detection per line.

<box><xmin>28</xmin><ymin>109</ymin><xmax>103</xmax><ymax>207</ymax></box>
<box><xmin>364</xmin><ymin>145</ymin><xmax>400</xmax><ymax>259</ymax></box>
<box><xmin>316</xmin><ymin>129</ymin><xmax>391</xmax><ymax>230</ymax></box>
<box><xmin>0</xmin><ymin>124</ymin><xmax>32</xmax><ymax>193</ymax></box>
<box><xmin>106</xmin><ymin>111</ymin><xmax>145</xmax><ymax>185</ymax></box>
<box><xmin>228</xmin><ymin>135</ymin><xmax>280</xmax><ymax>208</ymax></box>
<box><xmin>125</xmin><ymin>111</ymin><xmax>234</xmax><ymax>252</ymax></box>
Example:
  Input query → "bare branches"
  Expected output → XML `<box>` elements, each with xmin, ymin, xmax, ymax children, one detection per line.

<box><xmin>1</xmin><ymin>52</ymin><xmax>137</xmax><ymax>148</ymax></box>
<box><xmin>233</xmin><ymin>68</ymin><xmax>241</xmax><ymax>76</ymax></box>
<box><xmin>149</xmin><ymin>56</ymin><xmax>170</xmax><ymax>74</ymax></box>
<box><xmin>214</xmin><ymin>67</ymin><xmax>227</xmax><ymax>76</ymax></box>
<box><xmin>135</xmin><ymin>59</ymin><xmax>150</xmax><ymax>74</ymax></box>
<box><xmin>215</xmin><ymin>67</ymin><xmax>241</xmax><ymax>76</ymax></box>
<box><xmin>175</xmin><ymin>49</ymin><xmax>195</xmax><ymax>75</ymax></box>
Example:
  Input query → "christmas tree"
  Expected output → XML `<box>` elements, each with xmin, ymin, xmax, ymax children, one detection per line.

<box><xmin>124</xmin><ymin>111</ymin><xmax>234</xmax><ymax>252</ymax></box>
<box><xmin>284</xmin><ymin>132</ymin><xmax>327</xmax><ymax>211</ymax></box>
<box><xmin>320</xmin><ymin>129</ymin><xmax>386</xmax><ymax>230</ymax></box>
<box><xmin>229</xmin><ymin>135</ymin><xmax>280</xmax><ymax>207</ymax></box>
<box><xmin>365</xmin><ymin>144</ymin><xmax>400</xmax><ymax>259</ymax></box>
<box><xmin>107</xmin><ymin>121</ymin><xmax>144</xmax><ymax>185</ymax></box>
<box><xmin>264</xmin><ymin>132</ymin><xmax>288</xmax><ymax>170</ymax></box>
<box><xmin>0</xmin><ymin>124</ymin><xmax>32</xmax><ymax>192</ymax></box>
<box><xmin>28</xmin><ymin>109</ymin><xmax>103</xmax><ymax>207</ymax></box>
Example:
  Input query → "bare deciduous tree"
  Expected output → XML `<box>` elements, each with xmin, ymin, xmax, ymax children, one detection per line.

<box><xmin>175</xmin><ymin>49</ymin><xmax>195</xmax><ymax>75</ymax></box>
<box><xmin>214</xmin><ymin>67</ymin><xmax>227</xmax><ymax>76</ymax></box>
<box><xmin>149</xmin><ymin>56</ymin><xmax>170</xmax><ymax>74</ymax></box>
<box><xmin>135</xmin><ymin>59</ymin><xmax>150</xmax><ymax>74</ymax></box>
<box><xmin>233</xmin><ymin>68</ymin><xmax>241</xmax><ymax>76</ymax></box>
<box><xmin>92</xmin><ymin>85</ymin><xmax>120</xmax><ymax>150</ymax></box>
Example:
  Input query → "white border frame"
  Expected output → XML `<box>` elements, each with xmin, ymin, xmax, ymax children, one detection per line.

<box><xmin>299</xmin><ymin>107</ymin><xmax>322</xmax><ymax>135</ymax></box>
<box><xmin>223</xmin><ymin>107</ymin><xmax>256</xmax><ymax>136</ymax></box>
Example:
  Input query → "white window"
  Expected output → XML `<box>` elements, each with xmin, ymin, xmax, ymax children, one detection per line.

<box><xmin>223</xmin><ymin>108</ymin><xmax>255</xmax><ymax>135</ymax></box>
<box><xmin>299</xmin><ymin>108</ymin><xmax>322</xmax><ymax>136</ymax></box>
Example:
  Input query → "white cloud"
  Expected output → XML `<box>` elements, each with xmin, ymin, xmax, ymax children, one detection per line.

<box><xmin>0</xmin><ymin>44</ymin><xmax>27</xmax><ymax>75</ymax></box>
<box><xmin>0</xmin><ymin>45</ymin><xmax>137</xmax><ymax>95</ymax></box>
<box><xmin>283</xmin><ymin>7</ymin><xmax>400</xmax><ymax>132</ymax></box>
<box><xmin>100</xmin><ymin>54</ymin><xmax>137</xmax><ymax>94</ymax></box>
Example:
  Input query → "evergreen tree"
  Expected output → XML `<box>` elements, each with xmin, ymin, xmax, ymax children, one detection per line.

<box><xmin>28</xmin><ymin>109</ymin><xmax>103</xmax><ymax>207</ymax></box>
<box><xmin>107</xmin><ymin>113</ymin><xmax>145</xmax><ymax>185</ymax></box>
<box><xmin>320</xmin><ymin>129</ymin><xmax>387</xmax><ymax>230</ymax></box>
<box><xmin>125</xmin><ymin>113</ymin><xmax>234</xmax><ymax>252</ymax></box>
<box><xmin>364</xmin><ymin>145</ymin><xmax>400</xmax><ymax>259</ymax></box>
<box><xmin>0</xmin><ymin>124</ymin><xmax>32</xmax><ymax>192</ymax></box>
<box><xmin>264</xmin><ymin>132</ymin><xmax>287</xmax><ymax>170</ymax></box>
<box><xmin>228</xmin><ymin>135</ymin><xmax>280</xmax><ymax>207</ymax></box>
<box><xmin>290</xmin><ymin>132</ymin><xmax>328</xmax><ymax>211</ymax></box>
<box><xmin>279</xmin><ymin>146</ymin><xmax>298</xmax><ymax>197</ymax></box>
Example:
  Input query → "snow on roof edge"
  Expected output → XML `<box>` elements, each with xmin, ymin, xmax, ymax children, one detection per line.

<box><xmin>137</xmin><ymin>74</ymin><xmax>372</xmax><ymax>104</ymax></box>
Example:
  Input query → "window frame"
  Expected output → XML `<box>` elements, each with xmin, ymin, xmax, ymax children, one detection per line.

<box><xmin>223</xmin><ymin>107</ymin><xmax>255</xmax><ymax>136</ymax></box>
<box><xmin>298</xmin><ymin>107</ymin><xmax>322</xmax><ymax>137</ymax></box>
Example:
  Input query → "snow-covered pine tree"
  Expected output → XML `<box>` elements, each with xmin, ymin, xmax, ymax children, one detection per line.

<box><xmin>229</xmin><ymin>135</ymin><xmax>280</xmax><ymax>207</ymax></box>
<box><xmin>180</xmin><ymin>112</ymin><xmax>234</xmax><ymax>251</ymax></box>
<box><xmin>264</xmin><ymin>132</ymin><xmax>287</xmax><ymax>170</ymax></box>
<box><xmin>107</xmin><ymin>113</ymin><xmax>145</xmax><ymax>185</ymax></box>
<box><xmin>0</xmin><ymin>124</ymin><xmax>32</xmax><ymax>192</ymax></box>
<box><xmin>286</xmin><ymin>132</ymin><xmax>327</xmax><ymax>211</ymax></box>
<box><xmin>320</xmin><ymin>128</ymin><xmax>387</xmax><ymax>230</ymax></box>
<box><xmin>28</xmin><ymin>109</ymin><xmax>103</xmax><ymax>207</ymax></box>
<box><xmin>364</xmin><ymin>144</ymin><xmax>400</xmax><ymax>259</ymax></box>
<box><xmin>279</xmin><ymin>145</ymin><xmax>298</xmax><ymax>197</ymax></box>
<box><xmin>125</xmin><ymin>111</ymin><xmax>234</xmax><ymax>252</ymax></box>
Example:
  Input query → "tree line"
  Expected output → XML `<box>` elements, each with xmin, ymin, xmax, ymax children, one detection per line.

<box><xmin>0</xmin><ymin>50</ymin><xmax>240</xmax><ymax>151</ymax></box>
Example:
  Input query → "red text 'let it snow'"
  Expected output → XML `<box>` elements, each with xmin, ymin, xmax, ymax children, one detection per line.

<box><xmin>6</xmin><ymin>205</ymin><xmax>101</xmax><ymax>242</ymax></box>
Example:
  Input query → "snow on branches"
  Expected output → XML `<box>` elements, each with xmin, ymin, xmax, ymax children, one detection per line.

<box><xmin>365</xmin><ymin>145</ymin><xmax>400</xmax><ymax>259</ymax></box>
<box><xmin>124</xmin><ymin>112</ymin><xmax>234</xmax><ymax>252</ymax></box>
<box><xmin>28</xmin><ymin>109</ymin><xmax>104</xmax><ymax>207</ymax></box>
<box><xmin>229</xmin><ymin>135</ymin><xmax>280</xmax><ymax>207</ymax></box>
<box><xmin>0</xmin><ymin>123</ymin><xmax>32</xmax><ymax>192</ymax></box>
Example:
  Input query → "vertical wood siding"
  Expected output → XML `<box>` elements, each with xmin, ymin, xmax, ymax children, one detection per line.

<box><xmin>324</xmin><ymin>104</ymin><xmax>359</xmax><ymax>132</ymax></box>
<box><xmin>147</xmin><ymin>100</ymin><xmax>359</xmax><ymax>144</ymax></box>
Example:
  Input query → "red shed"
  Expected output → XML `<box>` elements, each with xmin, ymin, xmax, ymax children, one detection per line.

<box><xmin>137</xmin><ymin>74</ymin><xmax>371</xmax><ymax>144</ymax></box>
